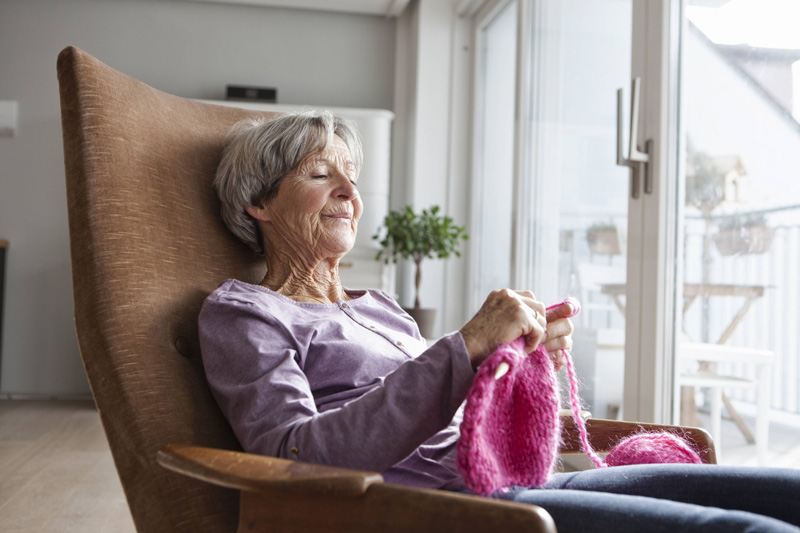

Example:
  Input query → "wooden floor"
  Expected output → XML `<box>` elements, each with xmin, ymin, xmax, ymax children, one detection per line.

<box><xmin>0</xmin><ymin>399</ymin><xmax>135</xmax><ymax>532</ymax></box>
<box><xmin>1</xmin><ymin>399</ymin><xmax>799</xmax><ymax>532</ymax></box>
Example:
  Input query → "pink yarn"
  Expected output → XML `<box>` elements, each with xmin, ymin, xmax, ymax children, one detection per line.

<box><xmin>606</xmin><ymin>432</ymin><xmax>703</xmax><ymax>467</ymax></box>
<box><xmin>458</xmin><ymin>297</ymin><xmax>703</xmax><ymax>495</ymax></box>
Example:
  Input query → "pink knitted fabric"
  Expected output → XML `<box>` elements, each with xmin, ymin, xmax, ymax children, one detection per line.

<box><xmin>458</xmin><ymin>297</ymin><xmax>702</xmax><ymax>495</ymax></box>
<box><xmin>457</xmin><ymin>338</ymin><xmax>560</xmax><ymax>496</ymax></box>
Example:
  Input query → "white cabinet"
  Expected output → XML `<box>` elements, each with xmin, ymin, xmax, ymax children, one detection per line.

<box><xmin>200</xmin><ymin>100</ymin><xmax>396</xmax><ymax>294</ymax></box>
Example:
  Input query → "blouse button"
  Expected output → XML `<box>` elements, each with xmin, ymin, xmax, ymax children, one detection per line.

<box><xmin>396</xmin><ymin>341</ymin><xmax>404</xmax><ymax>347</ymax></box>
<box><xmin>369</xmin><ymin>325</ymin><xmax>376</xmax><ymax>329</ymax></box>
<box><xmin>342</xmin><ymin>303</ymin><xmax>349</xmax><ymax>309</ymax></box>
<box><xmin>290</xmin><ymin>447</ymin><xmax>299</xmax><ymax>455</ymax></box>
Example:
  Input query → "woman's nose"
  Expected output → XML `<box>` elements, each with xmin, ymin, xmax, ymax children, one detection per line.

<box><xmin>334</xmin><ymin>174</ymin><xmax>358</xmax><ymax>200</ymax></box>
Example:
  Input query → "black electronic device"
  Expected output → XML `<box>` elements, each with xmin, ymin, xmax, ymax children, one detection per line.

<box><xmin>226</xmin><ymin>85</ymin><xmax>277</xmax><ymax>103</ymax></box>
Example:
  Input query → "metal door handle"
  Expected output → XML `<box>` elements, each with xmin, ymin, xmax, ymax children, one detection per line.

<box><xmin>617</xmin><ymin>77</ymin><xmax>652</xmax><ymax>198</ymax></box>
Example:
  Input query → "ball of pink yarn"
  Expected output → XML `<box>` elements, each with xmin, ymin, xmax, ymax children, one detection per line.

<box><xmin>606</xmin><ymin>432</ymin><xmax>703</xmax><ymax>467</ymax></box>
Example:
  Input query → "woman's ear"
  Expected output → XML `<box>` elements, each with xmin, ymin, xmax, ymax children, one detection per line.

<box><xmin>245</xmin><ymin>202</ymin><xmax>270</xmax><ymax>222</ymax></box>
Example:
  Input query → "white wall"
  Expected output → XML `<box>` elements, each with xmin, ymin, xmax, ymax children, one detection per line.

<box><xmin>0</xmin><ymin>0</ymin><xmax>396</xmax><ymax>395</ymax></box>
<box><xmin>391</xmin><ymin>0</ymin><xmax>472</xmax><ymax>336</ymax></box>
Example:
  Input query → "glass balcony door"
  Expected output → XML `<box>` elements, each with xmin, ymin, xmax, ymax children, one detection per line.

<box><xmin>471</xmin><ymin>0</ymin><xmax>688</xmax><ymax>424</ymax></box>
<box><xmin>520</xmin><ymin>0</ymin><xmax>635</xmax><ymax>421</ymax></box>
<box><xmin>675</xmin><ymin>0</ymin><xmax>800</xmax><ymax>465</ymax></box>
<box><xmin>471</xmin><ymin>0</ymin><xmax>638</xmax><ymax>421</ymax></box>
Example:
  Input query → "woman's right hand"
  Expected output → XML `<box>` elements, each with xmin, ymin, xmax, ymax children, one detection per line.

<box><xmin>459</xmin><ymin>289</ymin><xmax>547</xmax><ymax>370</ymax></box>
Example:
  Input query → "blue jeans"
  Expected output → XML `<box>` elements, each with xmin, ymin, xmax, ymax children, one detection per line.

<box><xmin>494</xmin><ymin>464</ymin><xmax>800</xmax><ymax>532</ymax></box>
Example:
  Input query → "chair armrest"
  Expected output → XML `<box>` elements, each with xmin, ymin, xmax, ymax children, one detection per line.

<box><xmin>159</xmin><ymin>444</ymin><xmax>557</xmax><ymax>532</ymax></box>
<box><xmin>559</xmin><ymin>415</ymin><xmax>717</xmax><ymax>464</ymax></box>
<box><xmin>157</xmin><ymin>444</ymin><xmax>382</xmax><ymax>496</ymax></box>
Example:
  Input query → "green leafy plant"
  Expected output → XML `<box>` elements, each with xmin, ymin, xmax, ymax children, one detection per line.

<box><xmin>586</xmin><ymin>220</ymin><xmax>617</xmax><ymax>242</ymax></box>
<box><xmin>585</xmin><ymin>220</ymin><xmax>620</xmax><ymax>255</ymax></box>
<box><xmin>373</xmin><ymin>205</ymin><xmax>468</xmax><ymax>309</ymax></box>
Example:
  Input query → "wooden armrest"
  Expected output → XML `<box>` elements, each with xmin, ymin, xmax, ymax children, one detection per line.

<box><xmin>159</xmin><ymin>444</ymin><xmax>557</xmax><ymax>532</ymax></box>
<box><xmin>157</xmin><ymin>444</ymin><xmax>382</xmax><ymax>496</ymax></box>
<box><xmin>559</xmin><ymin>415</ymin><xmax>717</xmax><ymax>464</ymax></box>
<box><xmin>247</xmin><ymin>483</ymin><xmax>556</xmax><ymax>532</ymax></box>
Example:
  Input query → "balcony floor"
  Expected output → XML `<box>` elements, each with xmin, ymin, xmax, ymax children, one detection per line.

<box><xmin>696</xmin><ymin>408</ymin><xmax>800</xmax><ymax>468</ymax></box>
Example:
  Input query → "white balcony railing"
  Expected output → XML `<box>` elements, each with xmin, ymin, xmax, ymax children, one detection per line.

<box><xmin>684</xmin><ymin>221</ymin><xmax>800</xmax><ymax>414</ymax></box>
<box><xmin>562</xmin><ymin>209</ymin><xmax>800</xmax><ymax>418</ymax></box>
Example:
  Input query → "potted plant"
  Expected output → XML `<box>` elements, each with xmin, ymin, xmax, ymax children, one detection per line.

<box><xmin>713</xmin><ymin>212</ymin><xmax>774</xmax><ymax>256</ymax></box>
<box><xmin>586</xmin><ymin>221</ymin><xmax>620</xmax><ymax>255</ymax></box>
<box><xmin>373</xmin><ymin>205</ymin><xmax>468</xmax><ymax>338</ymax></box>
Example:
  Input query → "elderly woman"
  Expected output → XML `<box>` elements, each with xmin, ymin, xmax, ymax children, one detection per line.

<box><xmin>199</xmin><ymin>111</ymin><xmax>800</xmax><ymax>533</ymax></box>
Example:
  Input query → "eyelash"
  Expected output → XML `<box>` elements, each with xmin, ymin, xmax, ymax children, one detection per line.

<box><xmin>312</xmin><ymin>174</ymin><xmax>358</xmax><ymax>188</ymax></box>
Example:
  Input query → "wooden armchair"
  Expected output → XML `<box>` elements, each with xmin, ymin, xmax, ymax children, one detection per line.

<box><xmin>57</xmin><ymin>46</ymin><xmax>715</xmax><ymax>533</ymax></box>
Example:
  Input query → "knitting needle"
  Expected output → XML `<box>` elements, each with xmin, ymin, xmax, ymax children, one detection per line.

<box><xmin>494</xmin><ymin>362</ymin><xmax>510</xmax><ymax>380</ymax></box>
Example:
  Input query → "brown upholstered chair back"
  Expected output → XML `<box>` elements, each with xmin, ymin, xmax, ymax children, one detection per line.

<box><xmin>57</xmin><ymin>46</ymin><xmax>277</xmax><ymax>532</ymax></box>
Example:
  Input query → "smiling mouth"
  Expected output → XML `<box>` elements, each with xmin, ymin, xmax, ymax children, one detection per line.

<box><xmin>323</xmin><ymin>213</ymin><xmax>352</xmax><ymax>221</ymax></box>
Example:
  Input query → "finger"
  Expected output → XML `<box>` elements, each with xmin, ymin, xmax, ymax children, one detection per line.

<box><xmin>523</xmin><ymin>332</ymin><xmax>541</xmax><ymax>354</ymax></box>
<box><xmin>550</xmin><ymin>349</ymin><xmax>566</xmax><ymax>372</ymax></box>
<box><xmin>536</xmin><ymin>309</ymin><xmax>548</xmax><ymax>338</ymax></box>
<box><xmin>545</xmin><ymin>317</ymin><xmax>574</xmax><ymax>342</ymax></box>
<box><xmin>515</xmin><ymin>292</ymin><xmax>547</xmax><ymax>319</ymax></box>
<box><xmin>512</xmin><ymin>295</ymin><xmax>547</xmax><ymax>342</ymax></box>
<box><xmin>515</xmin><ymin>290</ymin><xmax>536</xmax><ymax>301</ymax></box>
<box><xmin>543</xmin><ymin>316</ymin><xmax>574</xmax><ymax>354</ymax></box>
<box><xmin>546</xmin><ymin>298</ymin><xmax>580</xmax><ymax>322</ymax></box>
<box><xmin>544</xmin><ymin>333</ymin><xmax>573</xmax><ymax>354</ymax></box>
<box><xmin>523</xmin><ymin>309</ymin><xmax>546</xmax><ymax>353</ymax></box>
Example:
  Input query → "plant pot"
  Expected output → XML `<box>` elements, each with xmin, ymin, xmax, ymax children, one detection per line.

<box><xmin>713</xmin><ymin>229</ymin><xmax>748</xmax><ymax>256</ymax></box>
<box><xmin>745</xmin><ymin>225</ymin><xmax>775</xmax><ymax>254</ymax></box>
<box><xmin>587</xmin><ymin>230</ymin><xmax>621</xmax><ymax>255</ymax></box>
<box><xmin>404</xmin><ymin>307</ymin><xmax>436</xmax><ymax>339</ymax></box>
<box><xmin>713</xmin><ymin>226</ymin><xmax>775</xmax><ymax>256</ymax></box>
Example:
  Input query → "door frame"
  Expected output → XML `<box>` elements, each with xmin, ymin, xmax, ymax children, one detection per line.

<box><xmin>623</xmin><ymin>0</ymin><xmax>682</xmax><ymax>423</ymax></box>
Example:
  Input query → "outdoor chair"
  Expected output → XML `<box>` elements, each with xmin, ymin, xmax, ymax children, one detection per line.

<box><xmin>678</xmin><ymin>342</ymin><xmax>773</xmax><ymax>465</ymax></box>
<box><xmin>57</xmin><ymin>45</ymin><xmax>716</xmax><ymax>532</ymax></box>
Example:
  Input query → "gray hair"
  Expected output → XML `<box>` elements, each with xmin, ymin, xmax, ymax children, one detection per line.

<box><xmin>214</xmin><ymin>110</ymin><xmax>363</xmax><ymax>254</ymax></box>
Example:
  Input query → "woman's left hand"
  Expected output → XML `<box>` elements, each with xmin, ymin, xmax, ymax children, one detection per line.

<box><xmin>543</xmin><ymin>301</ymin><xmax>575</xmax><ymax>371</ymax></box>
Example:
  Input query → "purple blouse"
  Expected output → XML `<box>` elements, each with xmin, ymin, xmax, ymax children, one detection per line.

<box><xmin>198</xmin><ymin>279</ymin><xmax>475</xmax><ymax>489</ymax></box>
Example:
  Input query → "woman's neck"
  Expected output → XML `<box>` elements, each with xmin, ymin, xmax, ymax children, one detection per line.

<box><xmin>260</xmin><ymin>252</ymin><xmax>348</xmax><ymax>304</ymax></box>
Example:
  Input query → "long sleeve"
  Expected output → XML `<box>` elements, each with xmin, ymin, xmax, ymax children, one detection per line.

<box><xmin>198</xmin><ymin>281</ymin><xmax>475</xmax><ymax>478</ymax></box>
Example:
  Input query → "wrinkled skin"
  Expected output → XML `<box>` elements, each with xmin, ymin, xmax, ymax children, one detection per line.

<box><xmin>247</xmin><ymin>135</ymin><xmax>361</xmax><ymax>305</ymax></box>
<box><xmin>247</xmin><ymin>135</ymin><xmax>573</xmax><ymax>370</ymax></box>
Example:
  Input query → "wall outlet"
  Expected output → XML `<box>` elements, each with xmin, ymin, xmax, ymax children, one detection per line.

<box><xmin>0</xmin><ymin>101</ymin><xmax>19</xmax><ymax>137</ymax></box>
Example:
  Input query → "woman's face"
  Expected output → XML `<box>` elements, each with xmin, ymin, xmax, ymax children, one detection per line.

<box><xmin>263</xmin><ymin>135</ymin><xmax>363</xmax><ymax>261</ymax></box>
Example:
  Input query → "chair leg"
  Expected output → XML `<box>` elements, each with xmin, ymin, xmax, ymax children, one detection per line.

<box><xmin>756</xmin><ymin>365</ymin><xmax>771</xmax><ymax>466</ymax></box>
<box><xmin>710</xmin><ymin>387</ymin><xmax>722</xmax><ymax>463</ymax></box>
